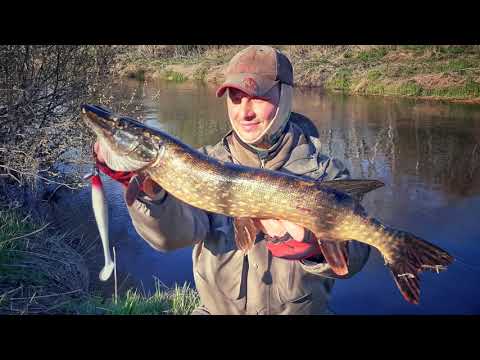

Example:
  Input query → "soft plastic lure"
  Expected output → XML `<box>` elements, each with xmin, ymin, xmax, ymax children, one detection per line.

<box><xmin>84</xmin><ymin>165</ymin><xmax>115</xmax><ymax>281</ymax></box>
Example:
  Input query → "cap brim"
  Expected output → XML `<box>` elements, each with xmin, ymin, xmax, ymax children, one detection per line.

<box><xmin>215</xmin><ymin>74</ymin><xmax>278</xmax><ymax>98</ymax></box>
<box><xmin>216</xmin><ymin>83</ymin><xmax>255</xmax><ymax>98</ymax></box>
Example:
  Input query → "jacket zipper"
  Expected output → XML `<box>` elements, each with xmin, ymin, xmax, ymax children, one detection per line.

<box><xmin>258</xmin><ymin>152</ymin><xmax>268</xmax><ymax>169</ymax></box>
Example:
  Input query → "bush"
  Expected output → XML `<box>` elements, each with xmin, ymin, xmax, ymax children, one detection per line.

<box><xmin>0</xmin><ymin>45</ymin><xmax>122</xmax><ymax>189</ymax></box>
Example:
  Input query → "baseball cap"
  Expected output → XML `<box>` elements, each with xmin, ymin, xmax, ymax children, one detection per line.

<box><xmin>216</xmin><ymin>45</ymin><xmax>294</xmax><ymax>98</ymax></box>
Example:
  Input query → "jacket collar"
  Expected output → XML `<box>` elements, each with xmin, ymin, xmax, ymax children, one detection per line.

<box><xmin>220</xmin><ymin>121</ymin><xmax>320</xmax><ymax>175</ymax></box>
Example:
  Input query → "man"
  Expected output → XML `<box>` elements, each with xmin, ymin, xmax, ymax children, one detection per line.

<box><xmin>95</xmin><ymin>45</ymin><xmax>370</xmax><ymax>315</ymax></box>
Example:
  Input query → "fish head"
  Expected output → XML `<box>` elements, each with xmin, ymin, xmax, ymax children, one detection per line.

<box><xmin>81</xmin><ymin>104</ymin><xmax>164</xmax><ymax>172</ymax></box>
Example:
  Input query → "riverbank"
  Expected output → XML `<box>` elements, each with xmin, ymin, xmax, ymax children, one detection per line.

<box><xmin>0</xmin><ymin>204</ymin><xmax>199</xmax><ymax>314</ymax></box>
<box><xmin>115</xmin><ymin>45</ymin><xmax>480</xmax><ymax>103</ymax></box>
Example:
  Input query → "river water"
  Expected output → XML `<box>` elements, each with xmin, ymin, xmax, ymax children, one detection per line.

<box><xmin>53</xmin><ymin>78</ymin><xmax>480</xmax><ymax>314</ymax></box>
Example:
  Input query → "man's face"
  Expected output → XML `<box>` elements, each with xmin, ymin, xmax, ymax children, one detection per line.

<box><xmin>226</xmin><ymin>85</ymin><xmax>280</xmax><ymax>144</ymax></box>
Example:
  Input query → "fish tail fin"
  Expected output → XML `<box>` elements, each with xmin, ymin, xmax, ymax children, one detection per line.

<box><xmin>388</xmin><ymin>231</ymin><xmax>453</xmax><ymax>305</ymax></box>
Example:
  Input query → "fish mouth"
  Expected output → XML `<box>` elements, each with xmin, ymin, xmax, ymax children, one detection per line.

<box><xmin>81</xmin><ymin>104</ymin><xmax>117</xmax><ymax>138</ymax></box>
<box><xmin>81</xmin><ymin>104</ymin><xmax>159</xmax><ymax>171</ymax></box>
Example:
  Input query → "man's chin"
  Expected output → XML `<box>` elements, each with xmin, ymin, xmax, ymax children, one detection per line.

<box><xmin>236</xmin><ymin>129</ymin><xmax>264</xmax><ymax>144</ymax></box>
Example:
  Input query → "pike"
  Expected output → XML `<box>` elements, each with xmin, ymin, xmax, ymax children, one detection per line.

<box><xmin>81</xmin><ymin>104</ymin><xmax>453</xmax><ymax>305</ymax></box>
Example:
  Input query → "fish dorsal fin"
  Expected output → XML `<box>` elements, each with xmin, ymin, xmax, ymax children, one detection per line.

<box><xmin>320</xmin><ymin>179</ymin><xmax>385</xmax><ymax>202</ymax></box>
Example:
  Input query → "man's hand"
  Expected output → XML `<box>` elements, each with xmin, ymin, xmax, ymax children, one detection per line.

<box><xmin>93</xmin><ymin>141</ymin><xmax>164</xmax><ymax>202</ymax></box>
<box><xmin>257</xmin><ymin>218</ymin><xmax>323</xmax><ymax>260</ymax></box>
<box><xmin>93</xmin><ymin>141</ymin><xmax>107</xmax><ymax>164</ymax></box>
<box><xmin>259</xmin><ymin>217</ymin><xmax>350</xmax><ymax>272</ymax></box>
<box><xmin>257</xmin><ymin>219</ymin><xmax>306</xmax><ymax>242</ymax></box>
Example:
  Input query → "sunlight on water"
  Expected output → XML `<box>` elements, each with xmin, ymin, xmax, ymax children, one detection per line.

<box><xmin>60</xmin><ymin>78</ymin><xmax>480</xmax><ymax>314</ymax></box>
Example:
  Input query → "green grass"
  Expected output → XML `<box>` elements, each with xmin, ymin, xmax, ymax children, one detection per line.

<box><xmin>432</xmin><ymin>58</ymin><xmax>480</xmax><ymax>74</ymax></box>
<box><xmin>1</xmin><ymin>207</ymin><xmax>200</xmax><ymax>315</ymax></box>
<box><xmin>326</xmin><ymin>45</ymin><xmax>480</xmax><ymax>100</ymax></box>
<box><xmin>0</xmin><ymin>207</ymin><xmax>90</xmax><ymax>314</ymax></box>
<box><xmin>326</xmin><ymin>69</ymin><xmax>353</xmax><ymax>91</ymax></box>
<box><xmin>0</xmin><ymin>209</ymin><xmax>48</xmax><ymax>313</ymax></box>
<box><xmin>0</xmin><ymin>210</ymin><xmax>36</xmax><ymax>269</ymax></box>
<box><xmin>423</xmin><ymin>78</ymin><xmax>480</xmax><ymax>98</ymax></box>
<box><xmin>0</xmin><ymin>210</ymin><xmax>36</xmax><ymax>244</ymax></box>
<box><xmin>438</xmin><ymin>45</ymin><xmax>469</xmax><ymax>55</ymax></box>
<box><xmin>118</xmin><ymin>45</ymin><xmax>480</xmax><ymax>102</ymax></box>
<box><xmin>304</xmin><ymin>56</ymin><xmax>332</xmax><ymax>68</ymax></box>
<box><xmin>367</xmin><ymin>69</ymin><xmax>383</xmax><ymax>81</ymax></box>
<box><xmin>163</xmin><ymin>69</ymin><xmax>188</xmax><ymax>82</ymax></box>
<box><xmin>356</xmin><ymin>47</ymin><xmax>388</xmax><ymax>63</ymax></box>
<box><xmin>396</xmin><ymin>81</ymin><xmax>424</xmax><ymax>96</ymax></box>
<box><xmin>193</xmin><ymin>64</ymin><xmax>210</xmax><ymax>81</ymax></box>
<box><xmin>364</xmin><ymin>82</ymin><xmax>386</xmax><ymax>95</ymax></box>
<box><xmin>384</xmin><ymin>64</ymin><xmax>418</xmax><ymax>78</ymax></box>
<box><xmin>68</xmin><ymin>280</ymin><xmax>200</xmax><ymax>315</ymax></box>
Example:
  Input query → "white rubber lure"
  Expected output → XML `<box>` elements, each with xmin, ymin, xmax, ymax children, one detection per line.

<box><xmin>89</xmin><ymin>168</ymin><xmax>115</xmax><ymax>281</ymax></box>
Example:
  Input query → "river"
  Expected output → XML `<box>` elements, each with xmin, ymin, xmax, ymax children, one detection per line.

<box><xmin>52</xmin><ymin>78</ymin><xmax>480</xmax><ymax>314</ymax></box>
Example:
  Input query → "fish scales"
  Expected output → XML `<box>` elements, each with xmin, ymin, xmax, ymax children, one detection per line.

<box><xmin>148</xmin><ymin>142</ymin><xmax>323</xmax><ymax>224</ymax></box>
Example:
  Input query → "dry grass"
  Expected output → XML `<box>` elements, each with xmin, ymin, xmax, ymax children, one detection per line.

<box><xmin>0</xmin><ymin>203</ymin><xmax>201</xmax><ymax>315</ymax></box>
<box><xmin>115</xmin><ymin>45</ymin><xmax>480</xmax><ymax>101</ymax></box>
<box><xmin>0</xmin><ymin>205</ymin><xmax>92</xmax><ymax>314</ymax></box>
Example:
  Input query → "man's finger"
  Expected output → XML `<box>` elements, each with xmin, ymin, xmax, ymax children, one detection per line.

<box><xmin>143</xmin><ymin>176</ymin><xmax>163</xmax><ymax>198</ymax></box>
<box><xmin>259</xmin><ymin>219</ymin><xmax>287</xmax><ymax>237</ymax></box>
<box><xmin>125</xmin><ymin>173</ymin><xmax>145</xmax><ymax>206</ymax></box>
<box><xmin>279</xmin><ymin>220</ymin><xmax>305</xmax><ymax>241</ymax></box>
<box><xmin>94</xmin><ymin>141</ymin><xmax>106</xmax><ymax>163</ymax></box>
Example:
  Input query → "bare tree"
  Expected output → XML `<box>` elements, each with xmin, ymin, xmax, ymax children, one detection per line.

<box><xmin>0</xmin><ymin>45</ymin><xmax>122</xmax><ymax>190</ymax></box>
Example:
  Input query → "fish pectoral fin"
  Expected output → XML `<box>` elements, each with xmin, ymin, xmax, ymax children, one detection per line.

<box><xmin>125</xmin><ymin>173</ymin><xmax>144</xmax><ymax>206</ymax></box>
<box><xmin>320</xmin><ymin>179</ymin><xmax>385</xmax><ymax>202</ymax></box>
<box><xmin>233</xmin><ymin>218</ymin><xmax>261</xmax><ymax>252</ymax></box>
<box><xmin>313</xmin><ymin>235</ymin><xmax>350</xmax><ymax>276</ymax></box>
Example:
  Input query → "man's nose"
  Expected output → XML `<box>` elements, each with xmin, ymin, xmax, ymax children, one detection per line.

<box><xmin>239</xmin><ymin>98</ymin><xmax>255</xmax><ymax>120</ymax></box>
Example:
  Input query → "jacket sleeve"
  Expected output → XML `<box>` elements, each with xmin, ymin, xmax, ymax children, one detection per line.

<box><xmin>318</xmin><ymin>154</ymin><xmax>351</xmax><ymax>181</ymax></box>
<box><xmin>127</xmin><ymin>190</ymin><xmax>211</xmax><ymax>252</ymax></box>
<box><xmin>126</xmin><ymin>146</ymin><xmax>215</xmax><ymax>252</ymax></box>
<box><xmin>127</xmin><ymin>191</ymin><xmax>211</xmax><ymax>252</ymax></box>
<box><xmin>300</xmin><ymin>155</ymin><xmax>371</xmax><ymax>279</ymax></box>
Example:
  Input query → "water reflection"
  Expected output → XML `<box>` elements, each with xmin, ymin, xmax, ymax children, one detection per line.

<box><xmin>65</xmin><ymin>78</ymin><xmax>480</xmax><ymax>314</ymax></box>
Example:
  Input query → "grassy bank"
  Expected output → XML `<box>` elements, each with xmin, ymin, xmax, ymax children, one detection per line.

<box><xmin>0</xmin><ymin>206</ymin><xmax>199</xmax><ymax>315</ymax></box>
<box><xmin>68</xmin><ymin>281</ymin><xmax>200</xmax><ymax>315</ymax></box>
<box><xmin>0</xmin><ymin>206</ymin><xmax>90</xmax><ymax>314</ymax></box>
<box><xmin>115</xmin><ymin>45</ymin><xmax>480</xmax><ymax>103</ymax></box>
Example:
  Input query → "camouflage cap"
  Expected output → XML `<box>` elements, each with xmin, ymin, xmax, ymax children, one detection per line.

<box><xmin>216</xmin><ymin>45</ymin><xmax>294</xmax><ymax>98</ymax></box>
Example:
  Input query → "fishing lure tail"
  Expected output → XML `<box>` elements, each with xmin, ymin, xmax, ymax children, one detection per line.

<box><xmin>91</xmin><ymin>172</ymin><xmax>115</xmax><ymax>281</ymax></box>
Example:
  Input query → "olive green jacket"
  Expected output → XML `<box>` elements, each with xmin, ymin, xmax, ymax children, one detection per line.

<box><xmin>127</xmin><ymin>114</ymin><xmax>371</xmax><ymax>315</ymax></box>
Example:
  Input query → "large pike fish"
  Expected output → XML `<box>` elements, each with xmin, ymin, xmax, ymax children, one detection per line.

<box><xmin>81</xmin><ymin>104</ymin><xmax>453</xmax><ymax>305</ymax></box>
